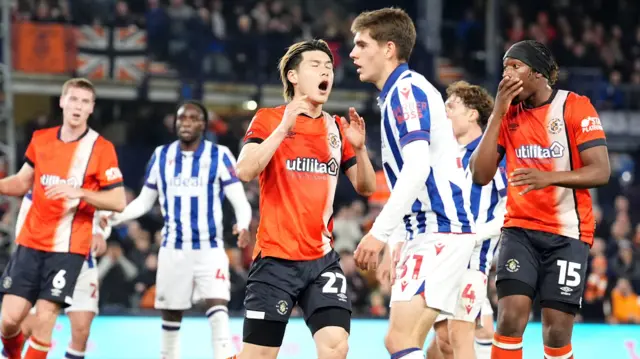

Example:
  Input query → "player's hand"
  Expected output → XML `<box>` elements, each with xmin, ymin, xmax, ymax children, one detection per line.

<box><xmin>45</xmin><ymin>184</ymin><xmax>84</xmax><ymax>201</ymax></box>
<box><xmin>233</xmin><ymin>224</ymin><xmax>251</xmax><ymax>248</ymax></box>
<box><xmin>509</xmin><ymin>168</ymin><xmax>553</xmax><ymax>195</ymax></box>
<box><xmin>92</xmin><ymin>234</ymin><xmax>107</xmax><ymax>256</ymax></box>
<box><xmin>341</xmin><ymin>107</ymin><xmax>366</xmax><ymax>150</ymax></box>
<box><xmin>354</xmin><ymin>232</ymin><xmax>386</xmax><ymax>271</ymax></box>
<box><xmin>494</xmin><ymin>76</ymin><xmax>523</xmax><ymax>117</ymax></box>
<box><xmin>389</xmin><ymin>241</ymin><xmax>404</xmax><ymax>286</ymax></box>
<box><xmin>281</xmin><ymin>95</ymin><xmax>311</xmax><ymax>132</ymax></box>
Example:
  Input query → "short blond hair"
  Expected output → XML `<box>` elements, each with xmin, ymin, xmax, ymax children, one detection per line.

<box><xmin>61</xmin><ymin>78</ymin><xmax>96</xmax><ymax>100</ymax></box>
<box><xmin>278</xmin><ymin>40</ymin><xmax>334</xmax><ymax>102</ymax></box>
<box><xmin>351</xmin><ymin>7</ymin><xmax>416</xmax><ymax>62</ymax></box>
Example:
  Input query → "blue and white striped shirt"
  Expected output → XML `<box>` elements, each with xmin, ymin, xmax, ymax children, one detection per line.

<box><xmin>144</xmin><ymin>140</ymin><xmax>240</xmax><ymax>249</ymax></box>
<box><xmin>459</xmin><ymin>136</ymin><xmax>508</xmax><ymax>274</ymax></box>
<box><xmin>378</xmin><ymin>64</ymin><xmax>474</xmax><ymax>238</ymax></box>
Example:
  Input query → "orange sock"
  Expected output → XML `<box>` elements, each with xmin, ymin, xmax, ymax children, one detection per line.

<box><xmin>544</xmin><ymin>343</ymin><xmax>573</xmax><ymax>359</ymax></box>
<box><xmin>491</xmin><ymin>333</ymin><xmax>523</xmax><ymax>359</ymax></box>
<box><xmin>24</xmin><ymin>337</ymin><xmax>50</xmax><ymax>359</ymax></box>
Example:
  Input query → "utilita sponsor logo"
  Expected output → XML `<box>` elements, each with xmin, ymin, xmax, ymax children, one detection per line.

<box><xmin>286</xmin><ymin>157</ymin><xmax>339</xmax><ymax>176</ymax></box>
<box><xmin>515</xmin><ymin>142</ymin><xmax>564</xmax><ymax>159</ymax></box>
<box><xmin>40</xmin><ymin>175</ymin><xmax>80</xmax><ymax>188</ymax></box>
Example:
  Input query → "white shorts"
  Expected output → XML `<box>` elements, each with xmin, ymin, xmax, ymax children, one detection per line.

<box><xmin>390</xmin><ymin>233</ymin><xmax>475</xmax><ymax>315</ymax></box>
<box><xmin>155</xmin><ymin>247</ymin><xmax>230</xmax><ymax>310</ymax></box>
<box><xmin>481</xmin><ymin>297</ymin><xmax>493</xmax><ymax>317</ymax></box>
<box><xmin>435</xmin><ymin>269</ymin><xmax>487</xmax><ymax>323</ymax></box>
<box><xmin>28</xmin><ymin>261</ymin><xmax>99</xmax><ymax>315</ymax></box>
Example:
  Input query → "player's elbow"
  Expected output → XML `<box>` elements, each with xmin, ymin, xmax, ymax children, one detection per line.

<box><xmin>356</xmin><ymin>187</ymin><xmax>375</xmax><ymax>197</ymax></box>
<box><xmin>112</xmin><ymin>199</ymin><xmax>127</xmax><ymax>213</ymax></box>
<box><xmin>235</xmin><ymin>166</ymin><xmax>256</xmax><ymax>183</ymax></box>
<box><xmin>595</xmin><ymin>163</ymin><xmax>611</xmax><ymax>187</ymax></box>
<box><xmin>471</xmin><ymin>170</ymin><xmax>493</xmax><ymax>186</ymax></box>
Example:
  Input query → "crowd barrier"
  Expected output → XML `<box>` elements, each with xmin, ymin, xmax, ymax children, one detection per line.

<box><xmin>36</xmin><ymin>316</ymin><xmax>640</xmax><ymax>358</ymax></box>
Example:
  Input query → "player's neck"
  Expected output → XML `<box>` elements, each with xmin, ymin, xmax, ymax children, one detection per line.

<box><xmin>59</xmin><ymin>123</ymin><xmax>88</xmax><ymax>142</ymax></box>
<box><xmin>375</xmin><ymin>60</ymin><xmax>403</xmax><ymax>91</ymax></box>
<box><xmin>457</xmin><ymin>127</ymin><xmax>482</xmax><ymax>146</ymax></box>
<box><xmin>525</xmin><ymin>86</ymin><xmax>554</xmax><ymax>108</ymax></box>
<box><xmin>294</xmin><ymin>96</ymin><xmax>322</xmax><ymax>118</ymax></box>
<box><xmin>180</xmin><ymin>138</ymin><xmax>202</xmax><ymax>152</ymax></box>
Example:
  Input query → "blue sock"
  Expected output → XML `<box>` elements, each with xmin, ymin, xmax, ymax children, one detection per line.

<box><xmin>391</xmin><ymin>347</ymin><xmax>421</xmax><ymax>359</ymax></box>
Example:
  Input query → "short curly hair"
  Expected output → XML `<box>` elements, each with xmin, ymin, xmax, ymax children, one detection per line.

<box><xmin>446</xmin><ymin>81</ymin><xmax>495</xmax><ymax>129</ymax></box>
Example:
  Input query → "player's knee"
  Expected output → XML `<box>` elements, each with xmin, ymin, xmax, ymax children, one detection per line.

<box><xmin>316</xmin><ymin>334</ymin><xmax>348</xmax><ymax>359</ymax></box>
<box><xmin>496</xmin><ymin>307</ymin><xmax>527</xmax><ymax>337</ymax></box>
<box><xmin>384</xmin><ymin>330</ymin><xmax>413</xmax><ymax>354</ymax></box>
<box><xmin>34</xmin><ymin>308</ymin><xmax>58</xmax><ymax>328</ymax></box>
<box><xmin>541</xmin><ymin>305</ymin><xmax>576</xmax><ymax>347</ymax></box>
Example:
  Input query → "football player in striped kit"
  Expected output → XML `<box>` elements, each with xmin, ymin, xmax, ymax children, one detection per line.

<box><xmin>110</xmin><ymin>101</ymin><xmax>252</xmax><ymax>359</ymax></box>
<box><xmin>426</xmin><ymin>81</ymin><xmax>507</xmax><ymax>359</ymax></box>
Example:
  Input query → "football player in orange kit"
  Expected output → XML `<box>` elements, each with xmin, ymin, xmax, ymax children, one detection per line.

<box><xmin>228</xmin><ymin>39</ymin><xmax>376</xmax><ymax>359</ymax></box>
<box><xmin>470</xmin><ymin>40</ymin><xmax>610</xmax><ymax>359</ymax></box>
<box><xmin>0</xmin><ymin>78</ymin><xmax>126</xmax><ymax>359</ymax></box>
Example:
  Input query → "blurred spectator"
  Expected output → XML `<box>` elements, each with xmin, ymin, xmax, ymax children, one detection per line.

<box><xmin>98</xmin><ymin>240</ymin><xmax>139</xmax><ymax>310</ymax></box>
<box><xmin>582</xmin><ymin>255</ymin><xmax>610</xmax><ymax>322</ymax></box>
<box><xmin>339</xmin><ymin>250</ymin><xmax>369</xmax><ymax>315</ymax></box>
<box><xmin>609</xmin><ymin>277</ymin><xmax>640</xmax><ymax>324</ymax></box>
<box><xmin>609</xmin><ymin>240</ymin><xmax>640</xmax><ymax>291</ymax></box>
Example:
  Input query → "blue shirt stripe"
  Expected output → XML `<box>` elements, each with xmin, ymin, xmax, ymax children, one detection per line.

<box><xmin>173</xmin><ymin>148</ymin><xmax>184</xmax><ymax>249</ymax></box>
<box><xmin>207</xmin><ymin>145</ymin><xmax>219</xmax><ymax>248</ymax></box>
<box><xmin>158</xmin><ymin>145</ymin><xmax>170</xmax><ymax>247</ymax></box>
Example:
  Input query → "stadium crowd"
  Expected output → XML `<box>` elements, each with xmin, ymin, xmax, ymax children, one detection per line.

<box><xmin>1</xmin><ymin>0</ymin><xmax>640</xmax><ymax>323</ymax></box>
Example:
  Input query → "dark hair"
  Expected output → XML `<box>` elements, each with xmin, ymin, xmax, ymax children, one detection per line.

<box><xmin>350</xmin><ymin>7</ymin><xmax>416</xmax><ymax>62</ymax></box>
<box><xmin>176</xmin><ymin>100</ymin><xmax>209</xmax><ymax>123</ymax></box>
<box><xmin>278</xmin><ymin>39</ymin><xmax>334</xmax><ymax>102</ymax></box>
<box><xmin>446</xmin><ymin>81</ymin><xmax>494</xmax><ymax>129</ymax></box>
<box><xmin>530</xmin><ymin>40</ymin><xmax>559</xmax><ymax>85</ymax></box>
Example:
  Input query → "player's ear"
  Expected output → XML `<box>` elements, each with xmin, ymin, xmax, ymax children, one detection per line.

<box><xmin>287</xmin><ymin>69</ymin><xmax>298</xmax><ymax>86</ymax></box>
<box><xmin>385</xmin><ymin>41</ymin><xmax>395</xmax><ymax>60</ymax></box>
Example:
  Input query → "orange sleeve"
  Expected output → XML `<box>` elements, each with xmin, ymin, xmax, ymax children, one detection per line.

<box><xmin>24</xmin><ymin>135</ymin><xmax>37</xmax><ymax>168</ymax></box>
<box><xmin>96</xmin><ymin>140</ymin><xmax>124</xmax><ymax>189</ymax></box>
<box><xmin>243</xmin><ymin>109</ymin><xmax>273</xmax><ymax>144</ymax></box>
<box><xmin>567</xmin><ymin>94</ymin><xmax>607</xmax><ymax>152</ymax></box>
<box><xmin>335</xmin><ymin>115</ymin><xmax>357</xmax><ymax>172</ymax></box>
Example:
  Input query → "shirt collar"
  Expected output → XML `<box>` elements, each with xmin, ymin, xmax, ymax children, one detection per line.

<box><xmin>379</xmin><ymin>63</ymin><xmax>410</xmax><ymax>103</ymax></box>
<box><xmin>465</xmin><ymin>135</ymin><xmax>482</xmax><ymax>151</ymax></box>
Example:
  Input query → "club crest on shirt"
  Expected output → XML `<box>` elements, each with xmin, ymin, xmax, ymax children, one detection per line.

<box><xmin>328</xmin><ymin>133</ymin><xmax>340</xmax><ymax>149</ymax></box>
<box><xmin>547</xmin><ymin>118</ymin><xmax>564</xmax><ymax>135</ymax></box>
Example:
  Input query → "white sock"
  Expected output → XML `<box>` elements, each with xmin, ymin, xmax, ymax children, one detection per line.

<box><xmin>206</xmin><ymin>305</ymin><xmax>233</xmax><ymax>359</ymax></box>
<box><xmin>401</xmin><ymin>351</ymin><xmax>425</xmax><ymax>359</ymax></box>
<box><xmin>474</xmin><ymin>338</ymin><xmax>493</xmax><ymax>359</ymax></box>
<box><xmin>161</xmin><ymin>320</ymin><xmax>181</xmax><ymax>359</ymax></box>
<box><xmin>65</xmin><ymin>347</ymin><xmax>86</xmax><ymax>358</ymax></box>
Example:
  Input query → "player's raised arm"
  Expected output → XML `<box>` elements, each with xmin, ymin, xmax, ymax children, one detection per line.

<box><xmin>0</xmin><ymin>163</ymin><xmax>34</xmax><ymax>197</ymax></box>
<box><xmin>236</xmin><ymin>97</ymin><xmax>311</xmax><ymax>182</ymax></box>
<box><xmin>340</xmin><ymin>108</ymin><xmax>376</xmax><ymax>196</ymax></box>
<box><xmin>470</xmin><ymin>76</ymin><xmax>523</xmax><ymax>185</ymax></box>
<box><xmin>110</xmin><ymin>151</ymin><xmax>161</xmax><ymax>225</ymax></box>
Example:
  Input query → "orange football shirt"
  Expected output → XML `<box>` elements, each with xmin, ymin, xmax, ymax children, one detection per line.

<box><xmin>18</xmin><ymin>126</ymin><xmax>123</xmax><ymax>255</ymax></box>
<box><xmin>244</xmin><ymin>106</ymin><xmax>356</xmax><ymax>261</ymax></box>
<box><xmin>498</xmin><ymin>90</ymin><xmax>606</xmax><ymax>245</ymax></box>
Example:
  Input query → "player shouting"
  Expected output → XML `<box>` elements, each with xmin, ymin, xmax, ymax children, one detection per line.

<box><xmin>110</xmin><ymin>100</ymin><xmax>252</xmax><ymax>359</ymax></box>
<box><xmin>426</xmin><ymin>81</ymin><xmax>507</xmax><ymax>359</ymax></box>
<box><xmin>350</xmin><ymin>8</ymin><xmax>476</xmax><ymax>359</ymax></box>
<box><xmin>229</xmin><ymin>39</ymin><xmax>376</xmax><ymax>359</ymax></box>
<box><xmin>1</xmin><ymin>192</ymin><xmax>111</xmax><ymax>359</ymax></box>
<box><xmin>470</xmin><ymin>40</ymin><xmax>610</xmax><ymax>359</ymax></box>
<box><xmin>0</xmin><ymin>78</ymin><xmax>126</xmax><ymax>359</ymax></box>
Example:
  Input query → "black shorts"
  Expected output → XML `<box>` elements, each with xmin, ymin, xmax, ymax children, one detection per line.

<box><xmin>496</xmin><ymin>227</ymin><xmax>589</xmax><ymax>308</ymax></box>
<box><xmin>0</xmin><ymin>245</ymin><xmax>85</xmax><ymax>308</ymax></box>
<box><xmin>244</xmin><ymin>250</ymin><xmax>352</xmax><ymax>322</ymax></box>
